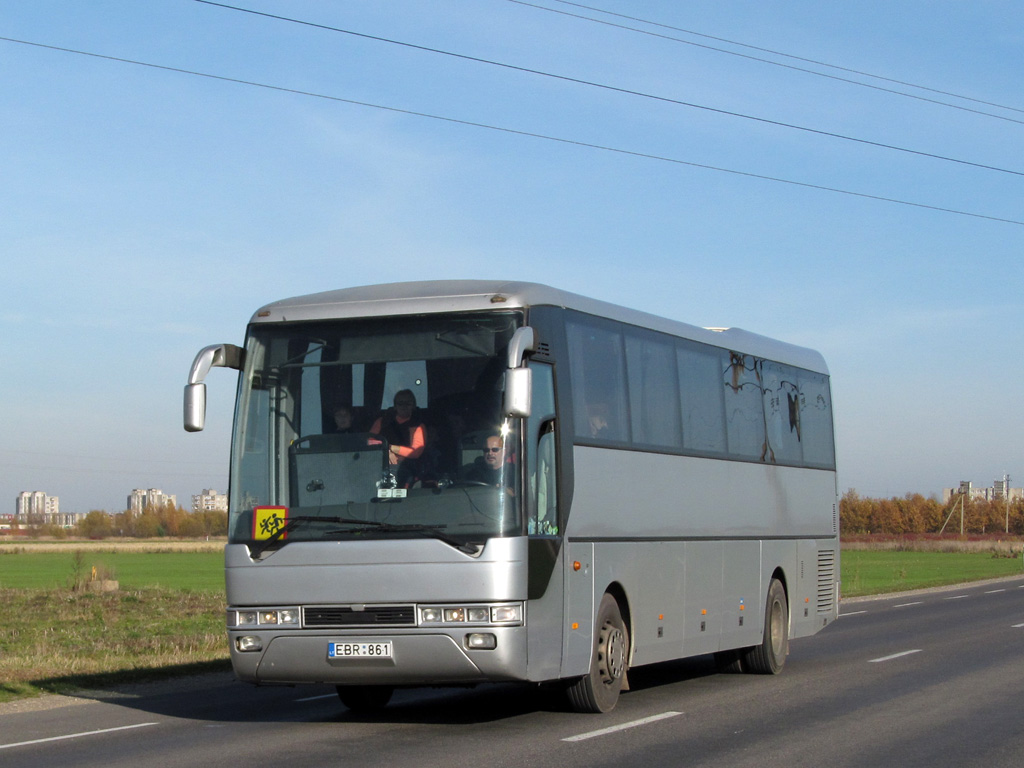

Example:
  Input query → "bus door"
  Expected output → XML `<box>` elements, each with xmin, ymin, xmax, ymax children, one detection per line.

<box><xmin>524</xmin><ymin>362</ymin><xmax>565</xmax><ymax>681</ymax></box>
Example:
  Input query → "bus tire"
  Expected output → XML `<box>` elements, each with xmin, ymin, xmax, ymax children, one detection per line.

<box><xmin>743</xmin><ymin>578</ymin><xmax>788</xmax><ymax>674</ymax></box>
<box><xmin>566</xmin><ymin>593</ymin><xmax>629</xmax><ymax>713</ymax></box>
<box><xmin>336</xmin><ymin>684</ymin><xmax>394</xmax><ymax>712</ymax></box>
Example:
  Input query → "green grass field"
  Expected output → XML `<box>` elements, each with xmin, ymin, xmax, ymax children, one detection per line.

<box><xmin>840</xmin><ymin>549</ymin><xmax>1024</xmax><ymax>596</ymax></box>
<box><xmin>0</xmin><ymin>550</ymin><xmax>224</xmax><ymax>591</ymax></box>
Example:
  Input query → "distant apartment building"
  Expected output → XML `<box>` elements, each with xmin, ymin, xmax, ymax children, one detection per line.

<box><xmin>127</xmin><ymin>488</ymin><xmax>177</xmax><ymax>514</ymax></box>
<box><xmin>15</xmin><ymin>491</ymin><xmax>59</xmax><ymax>520</ymax></box>
<box><xmin>192</xmin><ymin>488</ymin><xmax>228</xmax><ymax>514</ymax></box>
<box><xmin>942</xmin><ymin>480</ymin><xmax>1024</xmax><ymax>504</ymax></box>
<box><xmin>13</xmin><ymin>492</ymin><xmax>80</xmax><ymax>528</ymax></box>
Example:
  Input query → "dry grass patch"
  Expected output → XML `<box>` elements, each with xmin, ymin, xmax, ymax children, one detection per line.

<box><xmin>0</xmin><ymin>588</ymin><xmax>229</xmax><ymax>701</ymax></box>
<box><xmin>842</xmin><ymin>534</ymin><xmax>1024</xmax><ymax>555</ymax></box>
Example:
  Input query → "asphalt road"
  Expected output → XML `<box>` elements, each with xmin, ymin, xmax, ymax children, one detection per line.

<box><xmin>3</xmin><ymin>576</ymin><xmax>1023</xmax><ymax>768</ymax></box>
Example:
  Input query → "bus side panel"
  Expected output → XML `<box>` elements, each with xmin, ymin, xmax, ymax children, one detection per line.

<box><xmin>791</xmin><ymin>540</ymin><xmax>817</xmax><ymax>639</ymax></box>
<box><xmin>526</xmin><ymin>543</ymin><xmax>565</xmax><ymax>681</ymax></box>
<box><xmin>791</xmin><ymin>538</ymin><xmax>840</xmax><ymax>638</ymax></box>
<box><xmin>561</xmin><ymin>541</ymin><xmax>595</xmax><ymax>679</ymax></box>
<box><xmin>680</xmin><ymin>540</ymin><xmax>723</xmax><ymax>658</ymax></box>
<box><xmin>629</xmin><ymin>542</ymin><xmax>684</xmax><ymax>667</ymax></box>
<box><xmin>568</xmin><ymin>448</ymin><xmax>835</xmax><ymax>541</ymax></box>
<box><xmin>720</xmin><ymin>539</ymin><xmax>763</xmax><ymax>651</ymax></box>
<box><xmin>566</xmin><ymin>447</ymin><xmax>837</xmax><ymax>667</ymax></box>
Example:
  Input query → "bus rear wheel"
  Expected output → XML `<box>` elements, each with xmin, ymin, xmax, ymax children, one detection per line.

<box><xmin>743</xmin><ymin>578</ymin><xmax>788</xmax><ymax>674</ymax></box>
<box><xmin>336</xmin><ymin>684</ymin><xmax>394</xmax><ymax>713</ymax></box>
<box><xmin>566</xmin><ymin>593</ymin><xmax>628</xmax><ymax>713</ymax></box>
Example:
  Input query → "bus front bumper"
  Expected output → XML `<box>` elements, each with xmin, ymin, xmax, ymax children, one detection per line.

<box><xmin>228</xmin><ymin>627</ymin><xmax>528</xmax><ymax>686</ymax></box>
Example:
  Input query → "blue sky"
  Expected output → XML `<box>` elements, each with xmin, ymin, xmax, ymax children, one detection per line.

<box><xmin>3</xmin><ymin>0</ymin><xmax>1022</xmax><ymax>514</ymax></box>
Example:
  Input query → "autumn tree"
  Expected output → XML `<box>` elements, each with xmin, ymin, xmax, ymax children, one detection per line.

<box><xmin>839</xmin><ymin>490</ymin><xmax>873</xmax><ymax>533</ymax></box>
<box><xmin>841</xmin><ymin>491</ymin><xmax>1024</xmax><ymax>536</ymax></box>
<box><xmin>134</xmin><ymin>509</ymin><xmax>163</xmax><ymax>538</ymax></box>
<box><xmin>157</xmin><ymin>503</ymin><xmax>188</xmax><ymax>537</ymax></box>
<box><xmin>77</xmin><ymin>510</ymin><xmax>114</xmax><ymax>539</ymax></box>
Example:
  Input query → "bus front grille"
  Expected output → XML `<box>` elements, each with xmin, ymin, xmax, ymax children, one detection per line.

<box><xmin>303</xmin><ymin>605</ymin><xmax>416</xmax><ymax>627</ymax></box>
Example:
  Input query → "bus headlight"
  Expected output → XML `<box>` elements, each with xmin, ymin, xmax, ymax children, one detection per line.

<box><xmin>467</xmin><ymin>608</ymin><xmax>490</xmax><ymax>623</ymax></box>
<box><xmin>491</xmin><ymin>605</ymin><xmax>522</xmax><ymax>624</ymax></box>
<box><xmin>420</xmin><ymin>607</ymin><xmax>442</xmax><ymax>623</ymax></box>
<box><xmin>228</xmin><ymin>608</ymin><xmax>300</xmax><ymax>628</ymax></box>
<box><xmin>418</xmin><ymin>603</ymin><xmax>523</xmax><ymax>627</ymax></box>
<box><xmin>465</xmin><ymin>633</ymin><xmax>497</xmax><ymax>650</ymax></box>
<box><xmin>236</xmin><ymin>636</ymin><xmax>263</xmax><ymax>652</ymax></box>
<box><xmin>444</xmin><ymin>608</ymin><xmax>465</xmax><ymax>622</ymax></box>
<box><xmin>234</xmin><ymin>610</ymin><xmax>259</xmax><ymax>627</ymax></box>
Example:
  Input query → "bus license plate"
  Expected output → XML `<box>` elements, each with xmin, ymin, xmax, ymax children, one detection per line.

<box><xmin>328</xmin><ymin>641</ymin><xmax>392</xmax><ymax>659</ymax></box>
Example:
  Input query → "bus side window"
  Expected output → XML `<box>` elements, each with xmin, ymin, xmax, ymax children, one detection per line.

<box><xmin>527</xmin><ymin>362</ymin><xmax>558</xmax><ymax>536</ymax></box>
<box><xmin>532</xmin><ymin>421</ymin><xmax>558</xmax><ymax>535</ymax></box>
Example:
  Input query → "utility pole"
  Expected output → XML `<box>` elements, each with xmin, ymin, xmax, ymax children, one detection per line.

<box><xmin>939</xmin><ymin>493</ymin><xmax>965</xmax><ymax>535</ymax></box>
<box><xmin>1005</xmin><ymin>474</ymin><xmax>1011</xmax><ymax>534</ymax></box>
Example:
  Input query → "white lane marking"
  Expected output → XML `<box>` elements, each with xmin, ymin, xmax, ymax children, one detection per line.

<box><xmin>0</xmin><ymin>722</ymin><xmax>158</xmax><ymax>750</ymax></box>
<box><xmin>869</xmin><ymin>650</ymin><xmax>922</xmax><ymax>663</ymax></box>
<box><xmin>562</xmin><ymin>711</ymin><xmax>683</xmax><ymax>742</ymax></box>
<box><xmin>943</xmin><ymin>595</ymin><xmax>970</xmax><ymax>600</ymax></box>
<box><xmin>985</xmin><ymin>589</ymin><xmax>1007</xmax><ymax>594</ymax></box>
<box><xmin>893</xmin><ymin>602</ymin><xmax>924</xmax><ymax>608</ymax></box>
<box><xmin>295</xmin><ymin>693</ymin><xmax>337</xmax><ymax>703</ymax></box>
<box><xmin>840</xmin><ymin>610</ymin><xmax>867</xmax><ymax>617</ymax></box>
<box><xmin>1012</xmin><ymin>623</ymin><xmax>1024</xmax><ymax>629</ymax></box>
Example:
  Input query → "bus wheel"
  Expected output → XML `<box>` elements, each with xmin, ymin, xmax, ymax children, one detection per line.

<box><xmin>336</xmin><ymin>685</ymin><xmax>394</xmax><ymax>712</ymax></box>
<box><xmin>743</xmin><ymin>578</ymin><xmax>788</xmax><ymax>674</ymax></box>
<box><xmin>566</xmin><ymin>593</ymin><xmax>628</xmax><ymax>713</ymax></box>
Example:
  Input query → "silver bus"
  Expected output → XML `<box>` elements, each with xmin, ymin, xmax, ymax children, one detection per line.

<box><xmin>184</xmin><ymin>281</ymin><xmax>838</xmax><ymax>713</ymax></box>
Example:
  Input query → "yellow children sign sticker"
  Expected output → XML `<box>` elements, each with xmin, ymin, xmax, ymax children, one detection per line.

<box><xmin>253</xmin><ymin>506</ymin><xmax>289</xmax><ymax>540</ymax></box>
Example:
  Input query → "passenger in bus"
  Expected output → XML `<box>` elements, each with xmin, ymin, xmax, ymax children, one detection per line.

<box><xmin>331</xmin><ymin>405</ymin><xmax>356</xmax><ymax>434</ymax></box>
<box><xmin>587</xmin><ymin>401</ymin><xmax>610</xmax><ymax>438</ymax></box>
<box><xmin>370</xmin><ymin>390</ymin><xmax>427</xmax><ymax>486</ymax></box>
<box><xmin>464</xmin><ymin>434</ymin><xmax>515</xmax><ymax>490</ymax></box>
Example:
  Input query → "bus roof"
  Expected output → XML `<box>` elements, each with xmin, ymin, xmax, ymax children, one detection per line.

<box><xmin>251</xmin><ymin>280</ymin><xmax>828</xmax><ymax>374</ymax></box>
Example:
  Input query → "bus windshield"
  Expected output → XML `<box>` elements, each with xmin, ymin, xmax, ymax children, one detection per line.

<box><xmin>229</xmin><ymin>311</ymin><xmax>524</xmax><ymax>550</ymax></box>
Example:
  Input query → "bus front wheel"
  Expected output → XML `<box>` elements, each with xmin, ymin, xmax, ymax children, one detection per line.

<box><xmin>566</xmin><ymin>593</ymin><xmax>629</xmax><ymax>713</ymax></box>
<box><xmin>743</xmin><ymin>578</ymin><xmax>788</xmax><ymax>674</ymax></box>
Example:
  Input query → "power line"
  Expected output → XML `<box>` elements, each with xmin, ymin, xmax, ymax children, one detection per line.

<box><xmin>3</xmin><ymin>36</ymin><xmax>1022</xmax><ymax>227</ymax></box>
<box><xmin>194</xmin><ymin>0</ymin><xmax>1024</xmax><ymax>178</ymax></box>
<box><xmin>3</xmin><ymin>461</ymin><xmax>223</xmax><ymax>479</ymax></box>
<box><xmin>536</xmin><ymin>0</ymin><xmax>1024</xmax><ymax>119</ymax></box>
<box><xmin>0</xmin><ymin>449</ymin><xmax>217</xmax><ymax>470</ymax></box>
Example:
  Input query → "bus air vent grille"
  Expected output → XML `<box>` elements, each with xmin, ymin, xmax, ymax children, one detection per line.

<box><xmin>816</xmin><ymin>550</ymin><xmax>836</xmax><ymax>613</ymax></box>
<box><xmin>303</xmin><ymin>605</ymin><xmax>416</xmax><ymax>627</ymax></box>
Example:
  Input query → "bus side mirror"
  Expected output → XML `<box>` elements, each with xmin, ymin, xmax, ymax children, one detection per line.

<box><xmin>183</xmin><ymin>343</ymin><xmax>244</xmax><ymax>433</ymax></box>
<box><xmin>504</xmin><ymin>326</ymin><xmax>536</xmax><ymax>418</ymax></box>
<box><xmin>184</xmin><ymin>383</ymin><xmax>207</xmax><ymax>433</ymax></box>
<box><xmin>504</xmin><ymin>367</ymin><xmax>532</xmax><ymax>418</ymax></box>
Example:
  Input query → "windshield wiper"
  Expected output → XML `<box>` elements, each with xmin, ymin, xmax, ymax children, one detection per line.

<box><xmin>250</xmin><ymin>515</ymin><xmax>382</xmax><ymax>559</ymax></box>
<box><xmin>323</xmin><ymin>522</ymin><xmax>480</xmax><ymax>555</ymax></box>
